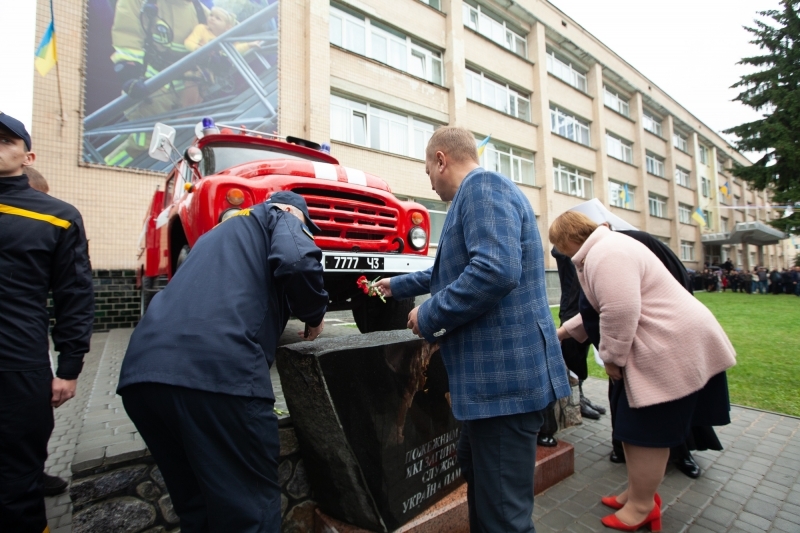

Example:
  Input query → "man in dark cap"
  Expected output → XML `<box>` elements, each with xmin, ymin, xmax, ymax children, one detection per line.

<box><xmin>0</xmin><ymin>113</ymin><xmax>95</xmax><ymax>533</ymax></box>
<box><xmin>117</xmin><ymin>190</ymin><xmax>328</xmax><ymax>532</ymax></box>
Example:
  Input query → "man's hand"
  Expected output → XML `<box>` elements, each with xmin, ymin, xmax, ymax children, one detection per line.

<box><xmin>300</xmin><ymin>320</ymin><xmax>324</xmax><ymax>341</ymax></box>
<box><xmin>556</xmin><ymin>326</ymin><xmax>571</xmax><ymax>341</ymax></box>
<box><xmin>375</xmin><ymin>278</ymin><xmax>392</xmax><ymax>299</ymax></box>
<box><xmin>604</xmin><ymin>363</ymin><xmax>622</xmax><ymax>381</ymax></box>
<box><xmin>52</xmin><ymin>378</ymin><xmax>77</xmax><ymax>408</ymax></box>
<box><xmin>407</xmin><ymin>306</ymin><xmax>421</xmax><ymax>337</ymax></box>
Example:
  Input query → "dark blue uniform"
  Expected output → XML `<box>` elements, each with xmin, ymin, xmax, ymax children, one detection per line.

<box><xmin>0</xmin><ymin>174</ymin><xmax>94</xmax><ymax>533</ymax></box>
<box><xmin>118</xmin><ymin>202</ymin><xmax>327</xmax><ymax>533</ymax></box>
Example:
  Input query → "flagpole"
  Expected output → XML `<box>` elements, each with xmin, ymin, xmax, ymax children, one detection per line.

<box><xmin>51</xmin><ymin>0</ymin><xmax>66</xmax><ymax>130</ymax></box>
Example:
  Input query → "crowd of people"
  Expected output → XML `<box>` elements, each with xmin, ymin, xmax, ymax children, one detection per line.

<box><xmin>0</xmin><ymin>115</ymin><xmax>750</xmax><ymax>533</ymax></box>
<box><xmin>697</xmin><ymin>261</ymin><xmax>800</xmax><ymax>296</ymax></box>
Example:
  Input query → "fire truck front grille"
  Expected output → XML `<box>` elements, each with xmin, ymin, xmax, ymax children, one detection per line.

<box><xmin>294</xmin><ymin>189</ymin><xmax>398</xmax><ymax>241</ymax></box>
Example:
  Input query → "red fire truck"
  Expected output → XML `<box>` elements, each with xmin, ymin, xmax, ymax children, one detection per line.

<box><xmin>137</xmin><ymin>120</ymin><xmax>434</xmax><ymax>333</ymax></box>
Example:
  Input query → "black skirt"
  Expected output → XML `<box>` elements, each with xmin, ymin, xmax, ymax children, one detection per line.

<box><xmin>611</xmin><ymin>371</ymin><xmax>730</xmax><ymax>448</ymax></box>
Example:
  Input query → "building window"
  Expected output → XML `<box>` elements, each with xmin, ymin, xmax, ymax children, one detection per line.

<box><xmin>701</xmin><ymin>176</ymin><xmax>711</xmax><ymax>198</ymax></box>
<box><xmin>419</xmin><ymin>0</ymin><xmax>441</xmax><ymax>9</ymax></box>
<box><xmin>678</xmin><ymin>203</ymin><xmax>692</xmax><ymax>224</ymax></box>
<box><xmin>680</xmin><ymin>241</ymin><xmax>694</xmax><ymax>261</ymax></box>
<box><xmin>413</xmin><ymin>198</ymin><xmax>447</xmax><ymax>245</ymax></box>
<box><xmin>330</xmin><ymin>94</ymin><xmax>435</xmax><ymax>159</ymax></box>
<box><xmin>673</xmin><ymin>131</ymin><xmax>688</xmax><ymax>152</ymax></box>
<box><xmin>478</xmin><ymin>138</ymin><xmax>535</xmax><ymax>186</ymax></box>
<box><xmin>698</xmin><ymin>145</ymin><xmax>708</xmax><ymax>164</ymax></box>
<box><xmin>648</xmin><ymin>193</ymin><xmax>667</xmax><ymax>218</ymax></box>
<box><xmin>553</xmin><ymin>162</ymin><xmax>593</xmax><ymax>199</ymax></box>
<box><xmin>646</xmin><ymin>152</ymin><xmax>665</xmax><ymax>177</ymax></box>
<box><xmin>462</xmin><ymin>1</ymin><xmax>526</xmax><ymax>57</ymax></box>
<box><xmin>606</xmin><ymin>132</ymin><xmax>633</xmax><ymax>163</ymax></box>
<box><xmin>550</xmin><ymin>105</ymin><xmax>590</xmax><ymax>146</ymax></box>
<box><xmin>655</xmin><ymin>236</ymin><xmax>671</xmax><ymax>246</ymax></box>
<box><xmin>609</xmin><ymin>180</ymin><xmax>635</xmax><ymax>210</ymax></box>
<box><xmin>465</xmin><ymin>69</ymin><xmax>531</xmax><ymax>121</ymax></box>
<box><xmin>703</xmin><ymin>209</ymin><xmax>713</xmax><ymax>230</ymax></box>
<box><xmin>546</xmin><ymin>49</ymin><xmax>588</xmax><ymax>92</ymax></box>
<box><xmin>330</xmin><ymin>5</ymin><xmax>443</xmax><ymax>85</ymax></box>
<box><xmin>721</xmin><ymin>217</ymin><xmax>729</xmax><ymax>232</ymax></box>
<box><xmin>603</xmin><ymin>85</ymin><xmax>629</xmax><ymax>117</ymax></box>
<box><xmin>675</xmin><ymin>166</ymin><xmax>690</xmax><ymax>188</ymax></box>
<box><xmin>642</xmin><ymin>111</ymin><xmax>662</xmax><ymax>137</ymax></box>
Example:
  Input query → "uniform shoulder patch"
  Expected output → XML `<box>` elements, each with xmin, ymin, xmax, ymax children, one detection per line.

<box><xmin>302</xmin><ymin>225</ymin><xmax>315</xmax><ymax>240</ymax></box>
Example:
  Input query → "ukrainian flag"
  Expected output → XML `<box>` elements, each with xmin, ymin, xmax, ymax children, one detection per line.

<box><xmin>35</xmin><ymin>9</ymin><xmax>57</xmax><ymax>77</ymax></box>
<box><xmin>476</xmin><ymin>135</ymin><xmax>491</xmax><ymax>157</ymax></box>
<box><xmin>622</xmin><ymin>183</ymin><xmax>631</xmax><ymax>207</ymax></box>
<box><xmin>692</xmin><ymin>207</ymin><xmax>707</xmax><ymax>227</ymax></box>
<box><xmin>719</xmin><ymin>181</ymin><xmax>729</xmax><ymax>196</ymax></box>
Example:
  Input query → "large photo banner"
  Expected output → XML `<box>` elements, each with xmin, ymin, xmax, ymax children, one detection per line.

<box><xmin>82</xmin><ymin>0</ymin><xmax>279</xmax><ymax>172</ymax></box>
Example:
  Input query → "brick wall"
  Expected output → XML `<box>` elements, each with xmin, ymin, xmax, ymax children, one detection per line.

<box><xmin>49</xmin><ymin>270</ymin><xmax>140</xmax><ymax>333</ymax></box>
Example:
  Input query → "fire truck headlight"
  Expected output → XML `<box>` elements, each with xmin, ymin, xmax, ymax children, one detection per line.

<box><xmin>185</xmin><ymin>146</ymin><xmax>203</xmax><ymax>163</ymax></box>
<box><xmin>219</xmin><ymin>208</ymin><xmax>241</xmax><ymax>223</ymax></box>
<box><xmin>408</xmin><ymin>227</ymin><xmax>427</xmax><ymax>250</ymax></box>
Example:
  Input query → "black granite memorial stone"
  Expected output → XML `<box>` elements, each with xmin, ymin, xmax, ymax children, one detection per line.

<box><xmin>276</xmin><ymin>331</ymin><xmax>463</xmax><ymax>532</ymax></box>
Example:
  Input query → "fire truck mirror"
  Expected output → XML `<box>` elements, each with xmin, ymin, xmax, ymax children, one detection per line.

<box><xmin>148</xmin><ymin>122</ymin><xmax>177</xmax><ymax>163</ymax></box>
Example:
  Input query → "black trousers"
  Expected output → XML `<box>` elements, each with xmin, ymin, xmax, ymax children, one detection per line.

<box><xmin>0</xmin><ymin>369</ymin><xmax>54</xmax><ymax>533</ymax></box>
<box><xmin>121</xmin><ymin>383</ymin><xmax>281</xmax><ymax>533</ymax></box>
<box><xmin>560</xmin><ymin>337</ymin><xmax>590</xmax><ymax>382</ymax></box>
<box><xmin>457</xmin><ymin>410</ymin><xmax>544</xmax><ymax>533</ymax></box>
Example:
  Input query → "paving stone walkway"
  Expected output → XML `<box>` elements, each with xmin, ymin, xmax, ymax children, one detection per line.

<box><xmin>44</xmin><ymin>328</ymin><xmax>800</xmax><ymax>533</ymax></box>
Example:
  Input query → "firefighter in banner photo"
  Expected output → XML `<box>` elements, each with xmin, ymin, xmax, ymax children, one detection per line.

<box><xmin>105</xmin><ymin>0</ymin><xmax>209</xmax><ymax>167</ymax></box>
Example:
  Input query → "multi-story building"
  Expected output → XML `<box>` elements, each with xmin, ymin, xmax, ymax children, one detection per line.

<box><xmin>30</xmin><ymin>0</ymin><xmax>792</xmax><ymax>272</ymax></box>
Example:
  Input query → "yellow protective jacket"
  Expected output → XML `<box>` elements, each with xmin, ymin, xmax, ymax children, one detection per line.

<box><xmin>111</xmin><ymin>0</ymin><xmax>209</xmax><ymax>71</ymax></box>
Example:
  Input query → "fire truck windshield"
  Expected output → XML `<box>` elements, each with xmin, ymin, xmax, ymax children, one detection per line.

<box><xmin>199</xmin><ymin>142</ymin><xmax>331</xmax><ymax>176</ymax></box>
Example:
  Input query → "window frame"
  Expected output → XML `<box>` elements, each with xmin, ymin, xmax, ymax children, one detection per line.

<box><xmin>465</xmin><ymin>68</ymin><xmax>531</xmax><ymax>121</ymax></box>
<box><xmin>330</xmin><ymin>94</ymin><xmax>435</xmax><ymax>160</ymax></box>
<box><xmin>608</xmin><ymin>180</ymin><xmax>635</xmax><ymax>210</ymax></box>
<box><xmin>462</xmin><ymin>2</ymin><xmax>527</xmax><ymax>57</ymax></box>
<box><xmin>648</xmin><ymin>193</ymin><xmax>667</xmax><ymax>218</ymax></box>
<box><xmin>698</xmin><ymin>145</ymin><xmax>708</xmax><ymax>164</ymax></box>
<box><xmin>330</xmin><ymin>5</ymin><xmax>444</xmax><ymax>85</ymax></box>
<box><xmin>673</xmin><ymin>131</ymin><xmax>689</xmax><ymax>152</ymax></box>
<box><xmin>478</xmin><ymin>137</ymin><xmax>535</xmax><ymax>186</ymax></box>
<box><xmin>642</xmin><ymin>111</ymin><xmax>662</xmax><ymax>137</ymax></box>
<box><xmin>645</xmin><ymin>152</ymin><xmax>665</xmax><ymax>178</ymax></box>
<box><xmin>550</xmin><ymin>105</ymin><xmax>591</xmax><ymax>146</ymax></box>
<box><xmin>701</xmin><ymin>176</ymin><xmax>711</xmax><ymax>198</ymax></box>
<box><xmin>546</xmin><ymin>49</ymin><xmax>588</xmax><ymax>92</ymax></box>
<box><xmin>675</xmin><ymin>166</ymin><xmax>690</xmax><ymax>188</ymax></box>
<box><xmin>553</xmin><ymin>162</ymin><xmax>593</xmax><ymax>199</ymax></box>
<box><xmin>678</xmin><ymin>203</ymin><xmax>692</xmax><ymax>224</ymax></box>
<box><xmin>680</xmin><ymin>241</ymin><xmax>694</xmax><ymax>261</ymax></box>
<box><xmin>606</xmin><ymin>132</ymin><xmax>633</xmax><ymax>164</ymax></box>
<box><xmin>603</xmin><ymin>85</ymin><xmax>630</xmax><ymax>117</ymax></box>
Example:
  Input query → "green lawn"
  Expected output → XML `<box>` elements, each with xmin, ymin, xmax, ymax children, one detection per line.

<box><xmin>551</xmin><ymin>292</ymin><xmax>800</xmax><ymax>417</ymax></box>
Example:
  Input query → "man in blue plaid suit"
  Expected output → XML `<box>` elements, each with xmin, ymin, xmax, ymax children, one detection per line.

<box><xmin>377</xmin><ymin>127</ymin><xmax>570</xmax><ymax>532</ymax></box>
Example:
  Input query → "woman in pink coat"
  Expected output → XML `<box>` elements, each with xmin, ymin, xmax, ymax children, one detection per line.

<box><xmin>549</xmin><ymin>211</ymin><xmax>736</xmax><ymax>532</ymax></box>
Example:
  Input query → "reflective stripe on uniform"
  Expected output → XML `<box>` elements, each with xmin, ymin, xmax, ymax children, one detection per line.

<box><xmin>0</xmin><ymin>203</ymin><xmax>71</xmax><ymax>229</ymax></box>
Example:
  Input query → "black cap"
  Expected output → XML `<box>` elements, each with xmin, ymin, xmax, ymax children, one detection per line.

<box><xmin>268</xmin><ymin>191</ymin><xmax>322</xmax><ymax>235</ymax></box>
<box><xmin>0</xmin><ymin>112</ymin><xmax>32</xmax><ymax>151</ymax></box>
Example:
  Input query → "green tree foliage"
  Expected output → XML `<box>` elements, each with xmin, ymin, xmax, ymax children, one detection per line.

<box><xmin>724</xmin><ymin>1</ymin><xmax>800</xmax><ymax>234</ymax></box>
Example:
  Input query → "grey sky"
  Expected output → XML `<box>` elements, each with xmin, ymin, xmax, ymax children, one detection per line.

<box><xmin>547</xmin><ymin>0</ymin><xmax>781</xmax><ymax>161</ymax></box>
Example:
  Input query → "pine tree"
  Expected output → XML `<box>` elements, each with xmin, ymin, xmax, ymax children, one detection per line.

<box><xmin>724</xmin><ymin>0</ymin><xmax>800</xmax><ymax>234</ymax></box>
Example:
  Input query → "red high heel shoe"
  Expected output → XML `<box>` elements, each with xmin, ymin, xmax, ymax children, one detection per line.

<box><xmin>601</xmin><ymin>493</ymin><xmax>662</xmax><ymax>510</ymax></box>
<box><xmin>601</xmin><ymin>504</ymin><xmax>662</xmax><ymax>532</ymax></box>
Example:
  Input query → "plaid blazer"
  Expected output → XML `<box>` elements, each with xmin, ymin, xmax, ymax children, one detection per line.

<box><xmin>392</xmin><ymin>168</ymin><xmax>570</xmax><ymax>420</ymax></box>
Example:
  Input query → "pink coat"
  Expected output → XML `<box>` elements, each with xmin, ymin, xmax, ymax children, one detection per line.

<box><xmin>563</xmin><ymin>227</ymin><xmax>736</xmax><ymax>408</ymax></box>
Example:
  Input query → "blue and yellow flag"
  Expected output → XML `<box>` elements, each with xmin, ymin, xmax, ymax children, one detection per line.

<box><xmin>476</xmin><ymin>135</ymin><xmax>491</xmax><ymax>157</ymax></box>
<box><xmin>692</xmin><ymin>207</ymin><xmax>707</xmax><ymax>227</ymax></box>
<box><xmin>622</xmin><ymin>183</ymin><xmax>631</xmax><ymax>207</ymax></box>
<box><xmin>34</xmin><ymin>3</ymin><xmax>57</xmax><ymax>77</ymax></box>
<box><xmin>719</xmin><ymin>181</ymin><xmax>729</xmax><ymax>196</ymax></box>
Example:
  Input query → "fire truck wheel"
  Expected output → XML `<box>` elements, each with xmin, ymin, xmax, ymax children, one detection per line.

<box><xmin>353</xmin><ymin>295</ymin><xmax>414</xmax><ymax>334</ymax></box>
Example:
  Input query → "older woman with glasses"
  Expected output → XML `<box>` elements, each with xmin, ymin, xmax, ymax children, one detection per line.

<box><xmin>549</xmin><ymin>211</ymin><xmax>735</xmax><ymax>532</ymax></box>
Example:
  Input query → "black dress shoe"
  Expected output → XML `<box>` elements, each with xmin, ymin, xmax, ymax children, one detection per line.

<box><xmin>538</xmin><ymin>434</ymin><xmax>558</xmax><ymax>447</ymax></box>
<box><xmin>610</xmin><ymin>450</ymin><xmax>626</xmax><ymax>464</ymax></box>
<box><xmin>42</xmin><ymin>473</ymin><xmax>68</xmax><ymax>496</ymax></box>
<box><xmin>674</xmin><ymin>455</ymin><xmax>701</xmax><ymax>479</ymax></box>
<box><xmin>583</xmin><ymin>396</ymin><xmax>607</xmax><ymax>415</ymax></box>
<box><xmin>580</xmin><ymin>398</ymin><xmax>601</xmax><ymax>420</ymax></box>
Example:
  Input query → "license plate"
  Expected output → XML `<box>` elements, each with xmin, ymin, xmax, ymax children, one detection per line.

<box><xmin>325</xmin><ymin>256</ymin><xmax>384</xmax><ymax>270</ymax></box>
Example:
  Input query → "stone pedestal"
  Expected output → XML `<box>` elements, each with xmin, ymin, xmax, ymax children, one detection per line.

<box><xmin>314</xmin><ymin>441</ymin><xmax>574</xmax><ymax>533</ymax></box>
<box><xmin>276</xmin><ymin>331</ymin><xmax>463</xmax><ymax>532</ymax></box>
